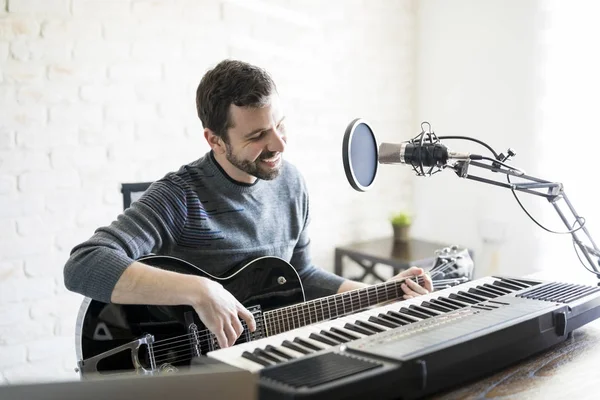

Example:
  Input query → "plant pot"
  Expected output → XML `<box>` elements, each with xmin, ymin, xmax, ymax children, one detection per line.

<box><xmin>392</xmin><ymin>224</ymin><xmax>411</xmax><ymax>243</ymax></box>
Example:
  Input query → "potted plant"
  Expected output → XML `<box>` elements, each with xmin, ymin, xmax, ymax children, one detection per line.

<box><xmin>390</xmin><ymin>212</ymin><xmax>412</xmax><ymax>243</ymax></box>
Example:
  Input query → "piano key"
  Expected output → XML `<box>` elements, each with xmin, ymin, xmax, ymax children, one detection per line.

<box><xmin>449</xmin><ymin>293</ymin><xmax>478</xmax><ymax>304</ymax></box>
<box><xmin>355</xmin><ymin>320</ymin><xmax>386</xmax><ymax>333</ymax></box>
<box><xmin>281</xmin><ymin>340</ymin><xmax>311</xmax><ymax>355</ymax></box>
<box><xmin>309</xmin><ymin>332</ymin><xmax>340</xmax><ymax>346</ymax></box>
<box><xmin>399</xmin><ymin>307</ymin><xmax>431</xmax><ymax>319</ymax></box>
<box><xmin>320</xmin><ymin>329</ymin><xmax>350</xmax><ymax>343</ymax></box>
<box><xmin>434</xmin><ymin>296</ymin><xmax>469</xmax><ymax>308</ymax></box>
<box><xmin>468</xmin><ymin>287</ymin><xmax>499</xmax><ymax>298</ymax></box>
<box><xmin>253</xmin><ymin>348</ymin><xmax>282</xmax><ymax>364</ymax></box>
<box><xmin>421</xmin><ymin>300</ymin><xmax>454</xmax><ymax>313</ymax></box>
<box><xmin>294</xmin><ymin>337</ymin><xmax>324</xmax><ymax>352</ymax></box>
<box><xmin>500</xmin><ymin>277</ymin><xmax>531</xmax><ymax>289</ymax></box>
<box><xmin>482</xmin><ymin>283</ymin><xmax>511</xmax><ymax>295</ymax></box>
<box><xmin>344</xmin><ymin>322</ymin><xmax>376</xmax><ymax>336</ymax></box>
<box><xmin>387</xmin><ymin>310</ymin><xmax>420</xmax><ymax>324</ymax></box>
<box><xmin>330</xmin><ymin>327</ymin><xmax>360</xmax><ymax>340</ymax></box>
<box><xmin>378</xmin><ymin>313</ymin><xmax>409</xmax><ymax>326</ymax></box>
<box><xmin>493</xmin><ymin>279</ymin><xmax>523</xmax><ymax>291</ymax></box>
<box><xmin>368</xmin><ymin>315</ymin><xmax>401</xmax><ymax>329</ymax></box>
<box><xmin>409</xmin><ymin>304</ymin><xmax>441</xmax><ymax>317</ymax></box>
<box><xmin>458</xmin><ymin>290</ymin><xmax>488</xmax><ymax>302</ymax></box>
<box><xmin>241</xmin><ymin>351</ymin><xmax>272</xmax><ymax>367</ymax></box>
<box><xmin>265</xmin><ymin>345</ymin><xmax>294</xmax><ymax>360</ymax></box>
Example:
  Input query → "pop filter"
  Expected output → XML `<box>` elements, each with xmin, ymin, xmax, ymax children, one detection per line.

<box><xmin>342</xmin><ymin>118</ymin><xmax>378</xmax><ymax>192</ymax></box>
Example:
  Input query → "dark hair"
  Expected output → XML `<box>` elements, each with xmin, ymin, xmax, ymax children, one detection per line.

<box><xmin>196</xmin><ymin>60</ymin><xmax>276</xmax><ymax>142</ymax></box>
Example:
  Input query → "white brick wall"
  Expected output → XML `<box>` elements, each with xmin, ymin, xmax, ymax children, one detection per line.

<box><xmin>0</xmin><ymin>0</ymin><xmax>416</xmax><ymax>384</ymax></box>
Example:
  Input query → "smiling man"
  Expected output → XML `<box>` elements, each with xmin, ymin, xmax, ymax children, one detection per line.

<box><xmin>63</xmin><ymin>60</ymin><xmax>432</xmax><ymax>350</ymax></box>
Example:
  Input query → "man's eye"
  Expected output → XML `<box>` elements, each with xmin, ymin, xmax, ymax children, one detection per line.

<box><xmin>251</xmin><ymin>132</ymin><xmax>266</xmax><ymax>141</ymax></box>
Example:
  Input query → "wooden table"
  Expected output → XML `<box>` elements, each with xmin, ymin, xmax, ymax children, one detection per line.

<box><xmin>429</xmin><ymin>312</ymin><xmax>600</xmax><ymax>399</ymax></box>
<box><xmin>334</xmin><ymin>238</ymin><xmax>456</xmax><ymax>282</ymax></box>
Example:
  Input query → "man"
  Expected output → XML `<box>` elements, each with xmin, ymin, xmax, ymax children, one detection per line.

<box><xmin>64</xmin><ymin>59</ymin><xmax>432</xmax><ymax>350</ymax></box>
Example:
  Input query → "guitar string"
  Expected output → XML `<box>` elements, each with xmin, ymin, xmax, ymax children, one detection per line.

<box><xmin>263</xmin><ymin>276</ymin><xmax>429</xmax><ymax>335</ymax></box>
<box><xmin>151</xmin><ymin>278</ymin><xmax>467</xmax><ymax>366</ymax></box>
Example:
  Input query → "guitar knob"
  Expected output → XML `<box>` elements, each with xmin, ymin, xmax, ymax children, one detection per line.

<box><xmin>278</xmin><ymin>276</ymin><xmax>287</xmax><ymax>285</ymax></box>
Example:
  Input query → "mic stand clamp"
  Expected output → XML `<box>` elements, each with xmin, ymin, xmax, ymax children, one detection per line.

<box><xmin>449</xmin><ymin>159</ymin><xmax>600</xmax><ymax>286</ymax></box>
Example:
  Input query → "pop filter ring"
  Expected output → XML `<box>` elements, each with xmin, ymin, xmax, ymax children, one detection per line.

<box><xmin>342</xmin><ymin>118</ymin><xmax>378</xmax><ymax>192</ymax></box>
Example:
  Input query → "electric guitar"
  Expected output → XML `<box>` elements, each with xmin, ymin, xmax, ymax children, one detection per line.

<box><xmin>75</xmin><ymin>248</ymin><xmax>472</xmax><ymax>377</ymax></box>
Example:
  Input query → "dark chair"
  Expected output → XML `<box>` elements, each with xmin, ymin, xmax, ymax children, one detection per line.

<box><xmin>121</xmin><ymin>182</ymin><xmax>153</xmax><ymax>210</ymax></box>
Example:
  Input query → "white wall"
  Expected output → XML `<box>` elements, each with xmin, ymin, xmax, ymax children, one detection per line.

<box><xmin>413</xmin><ymin>0</ymin><xmax>546</xmax><ymax>278</ymax></box>
<box><xmin>0</xmin><ymin>0</ymin><xmax>417</xmax><ymax>384</ymax></box>
<box><xmin>414</xmin><ymin>0</ymin><xmax>600</xmax><ymax>283</ymax></box>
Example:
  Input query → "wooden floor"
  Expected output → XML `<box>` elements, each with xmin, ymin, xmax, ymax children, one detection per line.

<box><xmin>430</xmin><ymin>319</ymin><xmax>600</xmax><ymax>399</ymax></box>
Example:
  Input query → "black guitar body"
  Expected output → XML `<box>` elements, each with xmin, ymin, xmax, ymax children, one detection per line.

<box><xmin>75</xmin><ymin>255</ymin><xmax>304</xmax><ymax>375</ymax></box>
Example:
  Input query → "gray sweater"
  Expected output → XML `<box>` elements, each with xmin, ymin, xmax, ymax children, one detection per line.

<box><xmin>64</xmin><ymin>151</ymin><xmax>345</xmax><ymax>303</ymax></box>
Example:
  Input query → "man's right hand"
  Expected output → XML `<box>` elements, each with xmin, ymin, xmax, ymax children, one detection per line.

<box><xmin>190</xmin><ymin>276</ymin><xmax>257</xmax><ymax>349</ymax></box>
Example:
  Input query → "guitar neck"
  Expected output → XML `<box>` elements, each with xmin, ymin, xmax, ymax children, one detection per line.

<box><xmin>262</xmin><ymin>276</ymin><xmax>426</xmax><ymax>336</ymax></box>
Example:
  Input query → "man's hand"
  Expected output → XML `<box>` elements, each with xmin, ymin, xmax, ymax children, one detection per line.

<box><xmin>389</xmin><ymin>266</ymin><xmax>433</xmax><ymax>300</ymax></box>
<box><xmin>189</xmin><ymin>277</ymin><xmax>257</xmax><ymax>349</ymax></box>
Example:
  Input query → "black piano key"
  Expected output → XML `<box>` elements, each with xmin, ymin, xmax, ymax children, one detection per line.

<box><xmin>330</xmin><ymin>327</ymin><xmax>360</xmax><ymax>340</ymax></box>
<box><xmin>321</xmin><ymin>329</ymin><xmax>350</xmax><ymax>343</ymax></box>
<box><xmin>400</xmin><ymin>307</ymin><xmax>431</xmax><ymax>319</ymax></box>
<box><xmin>355</xmin><ymin>320</ymin><xmax>385</xmax><ymax>333</ymax></box>
<box><xmin>294</xmin><ymin>337</ymin><xmax>324</xmax><ymax>351</ymax></box>
<box><xmin>309</xmin><ymin>332</ymin><xmax>339</xmax><ymax>346</ymax></box>
<box><xmin>493</xmin><ymin>280</ymin><xmax>523</xmax><ymax>291</ymax></box>
<box><xmin>458</xmin><ymin>290</ymin><xmax>487</xmax><ymax>302</ymax></box>
<box><xmin>449</xmin><ymin>293</ymin><xmax>478</xmax><ymax>304</ymax></box>
<box><xmin>344</xmin><ymin>322</ymin><xmax>376</xmax><ymax>336</ymax></box>
<box><xmin>430</xmin><ymin>298</ymin><xmax>460</xmax><ymax>310</ymax></box>
<box><xmin>500</xmin><ymin>278</ymin><xmax>531</xmax><ymax>289</ymax></box>
<box><xmin>368</xmin><ymin>315</ymin><xmax>400</xmax><ymax>329</ymax></box>
<box><xmin>254</xmin><ymin>348</ymin><xmax>282</xmax><ymax>364</ymax></box>
<box><xmin>378</xmin><ymin>313</ymin><xmax>409</xmax><ymax>326</ymax></box>
<box><xmin>242</xmin><ymin>351</ymin><xmax>272</xmax><ymax>367</ymax></box>
<box><xmin>482</xmin><ymin>283</ymin><xmax>511</xmax><ymax>295</ymax></box>
<box><xmin>436</xmin><ymin>296</ymin><xmax>469</xmax><ymax>308</ymax></box>
<box><xmin>265</xmin><ymin>345</ymin><xmax>294</xmax><ymax>360</ymax></box>
<box><xmin>421</xmin><ymin>300</ymin><xmax>453</xmax><ymax>313</ymax></box>
<box><xmin>469</xmin><ymin>287</ymin><xmax>499</xmax><ymax>298</ymax></box>
<box><xmin>410</xmin><ymin>304</ymin><xmax>440</xmax><ymax>317</ymax></box>
<box><xmin>387</xmin><ymin>310</ymin><xmax>419</xmax><ymax>324</ymax></box>
<box><xmin>281</xmin><ymin>340</ymin><xmax>311</xmax><ymax>355</ymax></box>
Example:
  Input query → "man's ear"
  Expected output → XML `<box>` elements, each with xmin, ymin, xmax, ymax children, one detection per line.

<box><xmin>204</xmin><ymin>128</ymin><xmax>226</xmax><ymax>154</ymax></box>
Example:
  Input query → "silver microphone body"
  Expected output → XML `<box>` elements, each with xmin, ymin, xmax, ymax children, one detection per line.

<box><xmin>379</xmin><ymin>142</ymin><xmax>470</xmax><ymax>168</ymax></box>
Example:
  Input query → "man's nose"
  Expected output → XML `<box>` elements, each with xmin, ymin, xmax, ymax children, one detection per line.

<box><xmin>267</xmin><ymin>129</ymin><xmax>286</xmax><ymax>153</ymax></box>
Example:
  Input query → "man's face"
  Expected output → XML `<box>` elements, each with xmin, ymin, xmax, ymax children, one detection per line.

<box><xmin>222</xmin><ymin>95</ymin><xmax>287</xmax><ymax>181</ymax></box>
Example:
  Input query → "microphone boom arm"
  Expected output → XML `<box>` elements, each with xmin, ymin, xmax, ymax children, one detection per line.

<box><xmin>450</xmin><ymin>159</ymin><xmax>600</xmax><ymax>280</ymax></box>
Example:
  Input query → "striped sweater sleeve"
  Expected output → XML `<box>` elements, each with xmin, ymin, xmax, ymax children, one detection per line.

<box><xmin>63</xmin><ymin>177</ymin><xmax>188</xmax><ymax>303</ymax></box>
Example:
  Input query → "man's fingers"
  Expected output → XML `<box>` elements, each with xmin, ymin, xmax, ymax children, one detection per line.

<box><xmin>238</xmin><ymin>307</ymin><xmax>257</xmax><ymax>332</ymax></box>
<box><xmin>405</xmin><ymin>279</ymin><xmax>428</xmax><ymax>295</ymax></box>
<box><xmin>215</xmin><ymin>329</ymin><xmax>228</xmax><ymax>349</ymax></box>
<box><xmin>232</xmin><ymin>315</ymin><xmax>244</xmax><ymax>337</ymax></box>
<box><xmin>422</xmin><ymin>274</ymin><xmax>434</xmax><ymax>292</ymax></box>
<box><xmin>223</xmin><ymin>324</ymin><xmax>238</xmax><ymax>348</ymax></box>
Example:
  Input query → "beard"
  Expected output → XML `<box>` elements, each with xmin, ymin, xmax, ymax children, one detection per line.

<box><xmin>225</xmin><ymin>146</ymin><xmax>282</xmax><ymax>181</ymax></box>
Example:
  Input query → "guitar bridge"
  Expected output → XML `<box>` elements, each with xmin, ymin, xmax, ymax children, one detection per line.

<box><xmin>77</xmin><ymin>334</ymin><xmax>156</xmax><ymax>377</ymax></box>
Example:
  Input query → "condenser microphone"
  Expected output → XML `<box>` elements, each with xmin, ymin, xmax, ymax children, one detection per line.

<box><xmin>379</xmin><ymin>142</ymin><xmax>471</xmax><ymax>168</ymax></box>
<box><xmin>342</xmin><ymin>118</ymin><xmax>477</xmax><ymax>191</ymax></box>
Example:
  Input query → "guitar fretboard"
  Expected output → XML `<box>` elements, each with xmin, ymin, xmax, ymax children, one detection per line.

<box><xmin>262</xmin><ymin>277</ymin><xmax>424</xmax><ymax>336</ymax></box>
